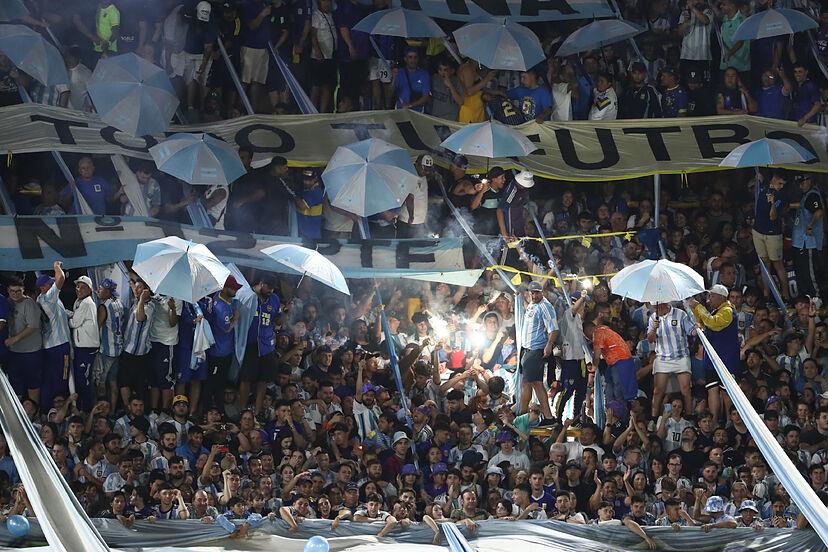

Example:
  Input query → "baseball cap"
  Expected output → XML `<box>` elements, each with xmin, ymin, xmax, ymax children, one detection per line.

<box><xmin>704</xmin><ymin>495</ymin><xmax>725</xmax><ymax>513</ymax></box>
<box><xmin>361</xmin><ymin>383</ymin><xmax>376</xmax><ymax>394</ymax></box>
<box><xmin>173</xmin><ymin>394</ymin><xmax>189</xmax><ymax>405</ymax></box>
<box><xmin>418</xmin><ymin>154</ymin><xmax>434</xmax><ymax>167</ymax></box>
<box><xmin>74</xmin><ymin>275</ymin><xmax>93</xmax><ymax>289</ymax></box>
<box><xmin>401</xmin><ymin>464</ymin><xmax>418</xmax><ymax>476</ymax></box>
<box><xmin>302</xmin><ymin>168</ymin><xmax>320</xmax><ymax>178</ymax></box>
<box><xmin>346</xmin><ymin>482</ymin><xmax>359</xmax><ymax>491</ymax></box>
<box><xmin>630</xmin><ymin>61</ymin><xmax>646</xmax><ymax>73</ymax></box>
<box><xmin>36</xmin><ymin>274</ymin><xmax>54</xmax><ymax>288</ymax></box>
<box><xmin>452</xmin><ymin>154</ymin><xmax>469</xmax><ymax>170</ymax></box>
<box><xmin>708</xmin><ymin>284</ymin><xmax>729</xmax><ymax>297</ymax></box>
<box><xmin>739</xmin><ymin>499</ymin><xmax>759</xmax><ymax>513</ymax></box>
<box><xmin>687</xmin><ymin>70</ymin><xmax>702</xmax><ymax>84</ymax></box>
<box><xmin>224</xmin><ymin>275</ymin><xmax>243</xmax><ymax>291</ymax></box>
<box><xmin>514</xmin><ymin>170</ymin><xmax>535</xmax><ymax>188</ymax></box>
<box><xmin>196</xmin><ymin>0</ymin><xmax>212</xmax><ymax>21</ymax></box>
<box><xmin>794</xmin><ymin>173</ymin><xmax>814</xmax><ymax>182</ymax></box>
<box><xmin>528</xmin><ymin>281</ymin><xmax>543</xmax><ymax>292</ymax></box>
<box><xmin>99</xmin><ymin>278</ymin><xmax>118</xmax><ymax>297</ymax></box>
<box><xmin>662</xmin><ymin>66</ymin><xmax>678</xmax><ymax>78</ymax></box>
<box><xmin>564</xmin><ymin>460</ymin><xmax>581</xmax><ymax>470</ymax></box>
<box><xmin>486</xmin><ymin>466</ymin><xmax>504</xmax><ymax>477</ymax></box>
<box><xmin>132</xmin><ymin>415</ymin><xmax>150</xmax><ymax>434</ymax></box>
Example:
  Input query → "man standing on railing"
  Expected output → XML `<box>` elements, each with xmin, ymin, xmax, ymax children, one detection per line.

<box><xmin>518</xmin><ymin>281</ymin><xmax>557</xmax><ymax>425</ymax></box>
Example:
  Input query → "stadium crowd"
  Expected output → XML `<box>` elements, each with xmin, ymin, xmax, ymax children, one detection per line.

<box><xmin>0</xmin><ymin>0</ymin><xmax>826</xmax><ymax>546</ymax></box>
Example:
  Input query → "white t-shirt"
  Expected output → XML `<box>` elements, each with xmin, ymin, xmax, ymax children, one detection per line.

<box><xmin>678</xmin><ymin>6</ymin><xmax>714</xmax><ymax>61</ymax></box>
<box><xmin>149</xmin><ymin>296</ymin><xmax>183</xmax><ymax>346</ymax></box>
<box><xmin>311</xmin><ymin>9</ymin><xmax>337</xmax><ymax>60</ymax></box>
<box><xmin>657</xmin><ymin>415</ymin><xmax>694</xmax><ymax>452</ymax></box>
<box><xmin>408</xmin><ymin>176</ymin><xmax>429</xmax><ymax>225</ymax></box>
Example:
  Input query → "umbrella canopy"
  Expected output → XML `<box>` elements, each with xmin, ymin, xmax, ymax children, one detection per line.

<box><xmin>133</xmin><ymin>236</ymin><xmax>231</xmax><ymax>303</ymax></box>
<box><xmin>354</xmin><ymin>7</ymin><xmax>444</xmax><ymax>38</ymax></box>
<box><xmin>718</xmin><ymin>137</ymin><xmax>816</xmax><ymax>168</ymax></box>
<box><xmin>453</xmin><ymin>20</ymin><xmax>544</xmax><ymax>71</ymax></box>
<box><xmin>609</xmin><ymin>259</ymin><xmax>705</xmax><ymax>304</ymax></box>
<box><xmin>441</xmin><ymin>120</ymin><xmax>537</xmax><ymax>158</ymax></box>
<box><xmin>261</xmin><ymin>244</ymin><xmax>350</xmax><ymax>295</ymax></box>
<box><xmin>322</xmin><ymin>137</ymin><xmax>419</xmax><ymax>218</ymax></box>
<box><xmin>0</xmin><ymin>24</ymin><xmax>67</xmax><ymax>85</ymax></box>
<box><xmin>149</xmin><ymin>133</ymin><xmax>246</xmax><ymax>186</ymax></box>
<box><xmin>0</xmin><ymin>0</ymin><xmax>28</xmax><ymax>22</ymax></box>
<box><xmin>555</xmin><ymin>19</ymin><xmax>644</xmax><ymax>57</ymax></box>
<box><xmin>733</xmin><ymin>8</ymin><xmax>817</xmax><ymax>41</ymax></box>
<box><xmin>87</xmin><ymin>53</ymin><xmax>179</xmax><ymax>137</ymax></box>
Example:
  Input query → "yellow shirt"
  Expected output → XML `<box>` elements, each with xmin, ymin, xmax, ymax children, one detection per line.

<box><xmin>95</xmin><ymin>4</ymin><xmax>120</xmax><ymax>53</ymax></box>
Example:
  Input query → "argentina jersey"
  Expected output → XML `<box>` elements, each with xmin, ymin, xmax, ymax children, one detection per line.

<box><xmin>647</xmin><ymin>307</ymin><xmax>694</xmax><ymax>361</ymax></box>
<box><xmin>123</xmin><ymin>301</ymin><xmax>156</xmax><ymax>356</ymax></box>
<box><xmin>100</xmin><ymin>298</ymin><xmax>125</xmax><ymax>357</ymax></box>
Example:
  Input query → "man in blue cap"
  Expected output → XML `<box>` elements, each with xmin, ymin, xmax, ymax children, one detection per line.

<box><xmin>96</xmin><ymin>278</ymin><xmax>123</xmax><ymax>408</ymax></box>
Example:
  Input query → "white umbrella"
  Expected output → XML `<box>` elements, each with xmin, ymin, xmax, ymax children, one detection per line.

<box><xmin>261</xmin><ymin>244</ymin><xmax>350</xmax><ymax>295</ymax></box>
<box><xmin>609</xmin><ymin>259</ymin><xmax>705</xmax><ymax>304</ymax></box>
<box><xmin>133</xmin><ymin>236</ymin><xmax>230</xmax><ymax>303</ymax></box>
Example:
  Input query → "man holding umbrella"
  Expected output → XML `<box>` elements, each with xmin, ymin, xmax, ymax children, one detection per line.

<box><xmin>689</xmin><ymin>284</ymin><xmax>740</xmax><ymax>426</ymax></box>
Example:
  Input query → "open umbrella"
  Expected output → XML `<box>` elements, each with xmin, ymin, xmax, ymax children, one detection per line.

<box><xmin>0</xmin><ymin>0</ymin><xmax>28</xmax><ymax>22</ymax></box>
<box><xmin>321</xmin><ymin>137</ymin><xmax>419</xmax><ymax>218</ymax></box>
<box><xmin>133</xmin><ymin>236</ymin><xmax>230</xmax><ymax>303</ymax></box>
<box><xmin>354</xmin><ymin>7</ymin><xmax>444</xmax><ymax>37</ymax></box>
<box><xmin>733</xmin><ymin>8</ymin><xmax>817</xmax><ymax>41</ymax></box>
<box><xmin>0</xmin><ymin>24</ymin><xmax>67</xmax><ymax>85</ymax></box>
<box><xmin>719</xmin><ymin>137</ymin><xmax>816</xmax><ymax>167</ymax></box>
<box><xmin>555</xmin><ymin>19</ymin><xmax>644</xmax><ymax>57</ymax></box>
<box><xmin>149</xmin><ymin>133</ymin><xmax>246</xmax><ymax>186</ymax></box>
<box><xmin>441</xmin><ymin>120</ymin><xmax>537</xmax><ymax>158</ymax></box>
<box><xmin>453</xmin><ymin>20</ymin><xmax>544</xmax><ymax>71</ymax></box>
<box><xmin>261</xmin><ymin>244</ymin><xmax>350</xmax><ymax>296</ymax></box>
<box><xmin>87</xmin><ymin>53</ymin><xmax>179</xmax><ymax>137</ymax></box>
<box><xmin>609</xmin><ymin>259</ymin><xmax>705</xmax><ymax>304</ymax></box>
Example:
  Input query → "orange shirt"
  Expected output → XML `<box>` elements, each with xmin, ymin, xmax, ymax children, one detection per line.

<box><xmin>593</xmin><ymin>325</ymin><xmax>632</xmax><ymax>366</ymax></box>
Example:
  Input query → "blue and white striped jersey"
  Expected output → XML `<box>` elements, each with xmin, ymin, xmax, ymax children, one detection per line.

<box><xmin>37</xmin><ymin>284</ymin><xmax>70</xmax><ymax>348</ymax></box>
<box><xmin>647</xmin><ymin>306</ymin><xmax>695</xmax><ymax>361</ymax></box>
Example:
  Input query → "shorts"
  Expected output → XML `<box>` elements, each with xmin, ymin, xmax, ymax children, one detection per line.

<box><xmin>241</xmin><ymin>46</ymin><xmax>269</xmax><ymax>84</ymax></box>
<box><xmin>150</xmin><ymin>342</ymin><xmax>176</xmax><ymax>389</ymax></box>
<box><xmin>168</xmin><ymin>50</ymin><xmax>187</xmax><ymax>78</ymax></box>
<box><xmin>368</xmin><ymin>57</ymin><xmax>393</xmax><ymax>83</ymax></box>
<box><xmin>560</xmin><ymin>358</ymin><xmax>587</xmax><ymax>385</ymax></box>
<box><xmin>520</xmin><ymin>348</ymin><xmax>546</xmax><ymax>383</ymax></box>
<box><xmin>93</xmin><ymin>354</ymin><xmax>119</xmax><ymax>384</ymax></box>
<box><xmin>653</xmin><ymin>357</ymin><xmax>691</xmax><ymax>375</ymax></box>
<box><xmin>752</xmin><ymin>230</ymin><xmax>783</xmax><ymax>262</ymax></box>
<box><xmin>7</xmin><ymin>350</ymin><xmax>43</xmax><ymax>394</ymax></box>
<box><xmin>311</xmin><ymin>59</ymin><xmax>338</xmax><ymax>88</ymax></box>
<box><xmin>118</xmin><ymin>351</ymin><xmax>149</xmax><ymax>391</ymax></box>
<box><xmin>239</xmin><ymin>349</ymin><xmax>277</xmax><ymax>383</ymax></box>
<box><xmin>182</xmin><ymin>52</ymin><xmax>212</xmax><ymax>86</ymax></box>
<box><xmin>177</xmin><ymin>347</ymin><xmax>209</xmax><ymax>383</ymax></box>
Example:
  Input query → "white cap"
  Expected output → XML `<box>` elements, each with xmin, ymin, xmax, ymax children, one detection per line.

<box><xmin>196</xmin><ymin>0</ymin><xmax>212</xmax><ymax>21</ymax></box>
<box><xmin>419</xmin><ymin>154</ymin><xmax>434</xmax><ymax>167</ymax></box>
<box><xmin>74</xmin><ymin>275</ymin><xmax>93</xmax><ymax>289</ymax></box>
<box><xmin>515</xmin><ymin>170</ymin><xmax>535</xmax><ymax>188</ymax></box>
<box><xmin>708</xmin><ymin>284</ymin><xmax>729</xmax><ymax>297</ymax></box>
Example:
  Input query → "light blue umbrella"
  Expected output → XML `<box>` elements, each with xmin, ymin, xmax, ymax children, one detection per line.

<box><xmin>609</xmin><ymin>259</ymin><xmax>705</xmax><ymax>304</ymax></box>
<box><xmin>453</xmin><ymin>20</ymin><xmax>544</xmax><ymax>71</ymax></box>
<box><xmin>354</xmin><ymin>7</ymin><xmax>444</xmax><ymax>37</ymax></box>
<box><xmin>261</xmin><ymin>244</ymin><xmax>350</xmax><ymax>295</ymax></box>
<box><xmin>555</xmin><ymin>19</ymin><xmax>644</xmax><ymax>57</ymax></box>
<box><xmin>321</xmin><ymin>137</ymin><xmax>419</xmax><ymax>218</ymax></box>
<box><xmin>0</xmin><ymin>1</ymin><xmax>28</xmax><ymax>22</ymax></box>
<box><xmin>149</xmin><ymin>133</ymin><xmax>246</xmax><ymax>186</ymax></box>
<box><xmin>87</xmin><ymin>53</ymin><xmax>179</xmax><ymax>137</ymax></box>
<box><xmin>718</xmin><ymin>137</ymin><xmax>816</xmax><ymax>167</ymax></box>
<box><xmin>0</xmin><ymin>24</ymin><xmax>67</xmax><ymax>85</ymax></box>
<box><xmin>733</xmin><ymin>8</ymin><xmax>817</xmax><ymax>41</ymax></box>
<box><xmin>441</xmin><ymin>120</ymin><xmax>537</xmax><ymax>158</ymax></box>
<box><xmin>133</xmin><ymin>236</ymin><xmax>231</xmax><ymax>303</ymax></box>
